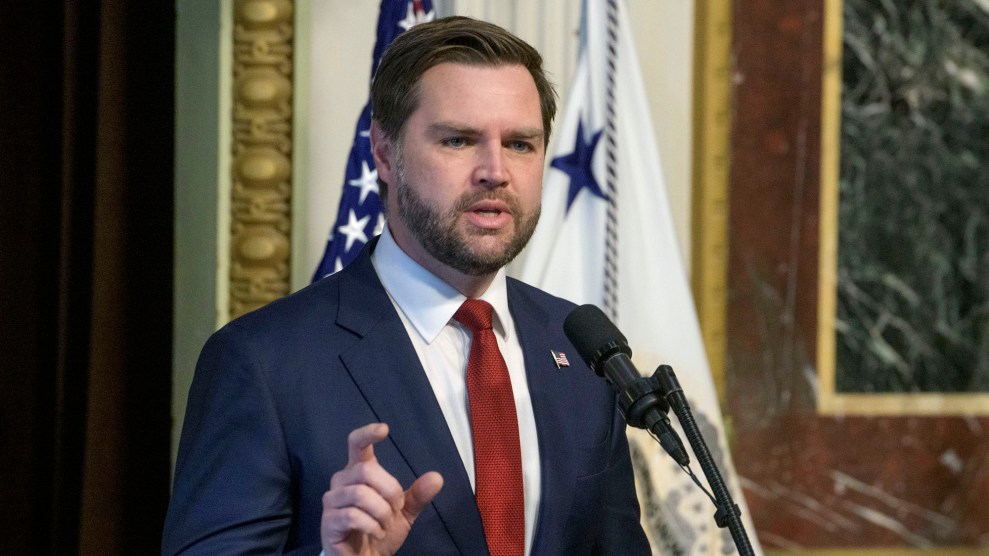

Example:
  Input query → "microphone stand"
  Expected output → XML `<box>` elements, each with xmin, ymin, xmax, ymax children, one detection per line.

<box><xmin>651</xmin><ymin>364</ymin><xmax>755</xmax><ymax>556</ymax></box>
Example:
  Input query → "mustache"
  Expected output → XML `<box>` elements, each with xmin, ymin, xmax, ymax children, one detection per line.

<box><xmin>449</xmin><ymin>190</ymin><xmax>522</xmax><ymax>215</ymax></box>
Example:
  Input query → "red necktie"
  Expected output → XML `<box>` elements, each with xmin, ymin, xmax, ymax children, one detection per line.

<box><xmin>454</xmin><ymin>299</ymin><xmax>524</xmax><ymax>556</ymax></box>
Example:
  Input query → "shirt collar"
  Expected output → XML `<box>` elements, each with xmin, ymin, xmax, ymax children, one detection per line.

<box><xmin>371</xmin><ymin>226</ymin><xmax>514</xmax><ymax>344</ymax></box>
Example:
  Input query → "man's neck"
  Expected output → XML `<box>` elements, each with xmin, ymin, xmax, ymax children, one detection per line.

<box><xmin>388</xmin><ymin>225</ymin><xmax>498</xmax><ymax>299</ymax></box>
<box><xmin>408</xmin><ymin>251</ymin><xmax>497</xmax><ymax>299</ymax></box>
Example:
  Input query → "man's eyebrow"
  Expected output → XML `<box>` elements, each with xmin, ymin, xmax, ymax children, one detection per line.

<box><xmin>427</xmin><ymin>122</ymin><xmax>544</xmax><ymax>142</ymax></box>
<box><xmin>427</xmin><ymin>122</ymin><xmax>479</xmax><ymax>136</ymax></box>
<box><xmin>507</xmin><ymin>127</ymin><xmax>545</xmax><ymax>141</ymax></box>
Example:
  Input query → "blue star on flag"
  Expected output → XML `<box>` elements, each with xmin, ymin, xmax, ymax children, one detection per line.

<box><xmin>551</xmin><ymin>117</ymin><xmax>606</xmax><ymax>213</ymax></box>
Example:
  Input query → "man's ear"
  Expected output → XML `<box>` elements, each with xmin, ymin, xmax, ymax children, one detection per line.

<box><xmin>370</xmin><ymin>121</ymin><xmax>395</xmax><ymax>185</ymax></box>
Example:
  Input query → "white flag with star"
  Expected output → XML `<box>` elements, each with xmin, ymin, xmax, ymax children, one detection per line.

<box><xmin>513</xmin><ymin>1</ymin><xmax>762</xmax><ymax>554</ymax></box>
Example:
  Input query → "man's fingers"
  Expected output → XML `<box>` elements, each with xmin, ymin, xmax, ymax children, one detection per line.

<box><xmin>330</xmin><ymin>460</ymin><xmax>405</xmax><ymax>509</ymax></box>
<box><xmin>322</xmin><ymin>506</ymin><xmax>387</xmax><ymax>544</ymax></box>
<box><xmin>402</xmin><ymin>471</ymin><xmax>444</xmax><ymax>523</ymax></box>
<box><xmin>346</xmin><ymin>423</ymin><xmax>389</xmax><ymax>466</ymax></box>
<box><xmin>322</xmin><ymin>424</ymin><xmax>442</xmax><ymax>554</ymax></box>
<box><xmin>323</xmin><ymin>484</ymin><xmax>395</xmax><ymax>524</ymax></box>
<box><xmin>333</xmin><ymin>423</ymin><xmax>405</xmax><ymax>511</ymax></box>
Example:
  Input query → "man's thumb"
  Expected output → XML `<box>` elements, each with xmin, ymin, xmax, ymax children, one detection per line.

<box><xmin>402</xmin><ymin>471</ymin><xmax>444</xmax><ymax>522</ymax></box>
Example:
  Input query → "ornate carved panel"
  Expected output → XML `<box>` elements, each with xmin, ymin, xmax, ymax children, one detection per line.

<box><xmin>230</xmin><ymin>0</ymin><xmax>294</xmax><ymax>318</ymax></box>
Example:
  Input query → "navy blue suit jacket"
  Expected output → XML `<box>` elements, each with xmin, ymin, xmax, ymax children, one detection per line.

<box><xmin>163</xmin><ymin>241</ymin><xmax>649</xmax><ymax>555</ymax></box>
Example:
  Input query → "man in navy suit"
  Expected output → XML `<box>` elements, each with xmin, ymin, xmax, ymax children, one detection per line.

<box><xmin>163</xmin><ymin>16</ymin><xmax>650</xmax><ymax>556</ymax></box>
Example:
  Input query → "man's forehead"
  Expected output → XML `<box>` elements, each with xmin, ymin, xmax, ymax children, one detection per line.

<box><xmin>411</xmin><ymin>63</ymin><xmax>541</xmax><ymax>119</ymax></box>
<box><xmin>416</xmin><ymin>62</ymin><xmax>537</xmax><ymax>94</ymax></box>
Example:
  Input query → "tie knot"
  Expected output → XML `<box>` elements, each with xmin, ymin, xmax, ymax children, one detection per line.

<box><xmin>454</xmin><ymin>298</ymin><xmax>494</xmax><ymax>333</ymax></box>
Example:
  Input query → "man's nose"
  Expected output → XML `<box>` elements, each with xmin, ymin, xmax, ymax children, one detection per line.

<box><xmin>473</xmin><ymin>143</ymin><xmax>508</xmax><ymax>188</ymax></box>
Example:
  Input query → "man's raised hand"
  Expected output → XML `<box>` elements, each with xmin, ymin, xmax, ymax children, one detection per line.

<box><xmin>321</xmin><ymin>423</ymin><xmax>444</xmax><ymax>556</ymax></box>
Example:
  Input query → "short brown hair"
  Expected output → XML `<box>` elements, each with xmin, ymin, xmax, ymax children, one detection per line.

<box><xmin>371</xmin><ymin>16</ymin><xmax>557</xmax><ymax>146</ymax></box>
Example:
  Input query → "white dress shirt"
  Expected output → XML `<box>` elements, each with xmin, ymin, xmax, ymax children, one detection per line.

<box><xmin>371</xmin><ymin>226</ymin><xmax>541</xmax><ymax>555</ymax></box>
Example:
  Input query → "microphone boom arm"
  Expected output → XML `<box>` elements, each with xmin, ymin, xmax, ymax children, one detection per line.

<box><xmin>655</xmin><ymin>364</ymin><xmax>755</xmax><ymax>556</ymax></box>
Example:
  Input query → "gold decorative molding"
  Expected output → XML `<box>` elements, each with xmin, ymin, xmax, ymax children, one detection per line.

<box><xmin>691</xmin><ymin>0</ymin><xmax>733</xmax><ymax>405</ymax></box>
<box><xmin>816</xmin><ymin>0</ymin><xmax>843</xmax><ymax>413</ymax></box>
<box><xmin>230</xmin><ymin>0</ymin><xmax>294</xmax><ymax>319</ymax></box>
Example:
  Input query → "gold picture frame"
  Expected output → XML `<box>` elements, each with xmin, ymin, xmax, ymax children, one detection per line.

<box><xmin>816</xmin><ymin>0</ymin><xmax>989</xmax><ymax>416</ymax></box>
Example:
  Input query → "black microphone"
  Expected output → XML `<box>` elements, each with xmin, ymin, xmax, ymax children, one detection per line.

<box><xmin>563</xmin><ymin>304</ymin><xmax>689</xmax><ymax>466</ymax></box>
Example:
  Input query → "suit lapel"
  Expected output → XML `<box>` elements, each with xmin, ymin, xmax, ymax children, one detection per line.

<box><xmin>335</xmin><ymin>243</ymin><xmax>488</xmax><ymax>555</ymax></box>
<box><xmin>507</xmin><ymin>282</ymin><xmax>580</xmax><ymax>555</ymax></box>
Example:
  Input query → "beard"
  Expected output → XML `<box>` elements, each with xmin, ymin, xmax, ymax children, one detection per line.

<box><xmin>394</xmin><ymin>157</ymin><xmax>540</xmax><ymax>277</ymax></box>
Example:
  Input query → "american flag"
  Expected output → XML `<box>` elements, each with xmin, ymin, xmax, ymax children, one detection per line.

<box><xmin>312</xmin><ymin>0</ymin><xmax>435</xmax><ymax>281</ymax></box>
<box><xmin>551</xmin><ymin>350</ymin><xmax>570</xmax><ymax>368</ymax></box>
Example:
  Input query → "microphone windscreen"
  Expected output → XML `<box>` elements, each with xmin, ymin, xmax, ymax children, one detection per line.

<box><xmin>563</xmin><ymin>304</ymin><xmax>629</xmax><ymax>367</ymax></box>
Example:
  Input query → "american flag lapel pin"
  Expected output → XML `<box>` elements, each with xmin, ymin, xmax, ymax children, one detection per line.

<box><xmin>551</xmin><ymin>350</ymin><xmax>570</xmax><ymax>369</ymax></box>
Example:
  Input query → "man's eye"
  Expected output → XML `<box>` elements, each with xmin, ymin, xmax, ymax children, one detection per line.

<box><xmin>509</xmin><ymin>141</ymin><xmax>533</xmax><ymax>153</ymax></box>
<box><xmin>444</xmin><ymin>137</ymin><xmax>467</xmax><ymax>148</ymax></box>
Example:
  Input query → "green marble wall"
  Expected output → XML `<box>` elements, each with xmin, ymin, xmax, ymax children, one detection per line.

<box><xmin>838</xmin><ymin>0</ymin><xmax>989</xmax><ymax>393</ymax></box>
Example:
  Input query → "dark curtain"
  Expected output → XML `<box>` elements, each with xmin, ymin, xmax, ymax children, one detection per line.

<box><xmin>1</xmin><ymin>1</ymin><xmax>174</xmax><ymax>553</ymax></box>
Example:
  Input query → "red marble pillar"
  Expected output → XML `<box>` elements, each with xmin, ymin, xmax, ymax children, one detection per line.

<box><xmin>727</xmin><ymin>0</ymin><xmax>989</xmax><ymax>549</ymax></box>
